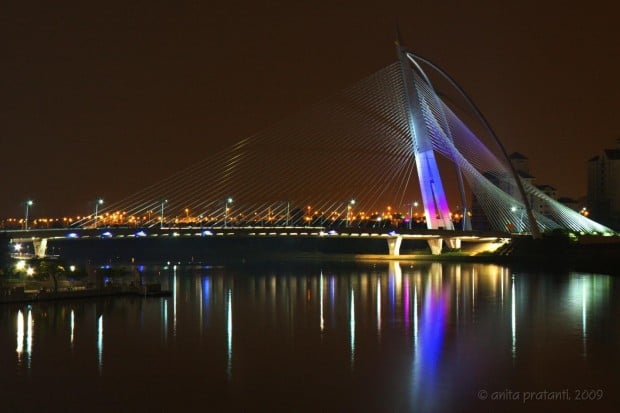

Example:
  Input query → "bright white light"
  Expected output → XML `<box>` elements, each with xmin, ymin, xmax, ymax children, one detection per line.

<box><xmin>69</xmin><ymin>265</ymin><xmax>76</xmax><ymax>272</ymax></box>
<box><xmin>16</xmin><ymin>310</ymin><xmax>24</xmax><ymax>355</ymax></box>
<box><xmin>26</xmin><ymin>267</ymin><xmax>35</xmax><ymax>276</ymax></box>
<box><xmin>97</xmin><ymin>315</ymin><xmax>103</xmax><ymax>372</ymax></box>
<box><xmin>14</xmin><ymin>243</ymin><xmax>22</xmax><ymax>252</ymax></box>
<box><xmin>70</xmin><ymin>310</ymin><xmax>75</xmax><ymax>346</ymax></box>
<box><xmin>16</xmin><ymin>260</ymin><xmax>26</xmax><ymax>271</ymax></box>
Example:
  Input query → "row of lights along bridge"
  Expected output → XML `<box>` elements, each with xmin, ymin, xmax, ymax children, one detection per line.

<box><xmin>2</xmin><ymin>199</ymin><xmax>471</xmax><ymax>231</ymax></box>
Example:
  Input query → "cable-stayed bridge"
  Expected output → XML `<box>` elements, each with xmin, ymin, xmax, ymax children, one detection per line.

<box><xmin>6</xmin><ymin>44</ymin><xmax>615</xmax><ymax>257</ymax></box>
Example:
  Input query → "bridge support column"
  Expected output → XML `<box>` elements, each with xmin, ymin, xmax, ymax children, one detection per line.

<box><xmin>445</xmin><ymin>238</ymin><xmax>461</xmax><ymax>250</ymax></box>
<box><xmin>33</xmin><ymin>238</ymin><xmax>48</xmax><ymax>258</ymax></box>
<box><xmin>427</xmin><ymin>238</ymin><xmax>443</xmax><ymax>255</ymax></box>
<box><xmin>387</xmin><ymin>236</ymin><xmax>403</xmax><ymax>256</ymax></box>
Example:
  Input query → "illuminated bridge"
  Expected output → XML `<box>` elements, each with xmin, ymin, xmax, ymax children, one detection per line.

<box><xmin>4</xmin><ymin>42</ymin><xmax>614</xmax><ymax>258</ymax></box>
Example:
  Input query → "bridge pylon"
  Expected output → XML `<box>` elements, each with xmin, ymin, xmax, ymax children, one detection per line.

<box><xmin>396</xmin><ymin>43</ymin><xmax>454</xmax><ymax>233</ymax></box>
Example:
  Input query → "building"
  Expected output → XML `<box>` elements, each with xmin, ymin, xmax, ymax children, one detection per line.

<box><xmin>534</xmin><ymin>184</ymin><xmax>557</xmax><ymax>217</ymax></box>
<box><xmin>587</xmin><ymin>141</ymin><xmax>620</xmax><ymax>230</ymax></box>
<box><xmin>507</xmin><ymin>152</ymin><xmax>558</xmax><ymax>219</ymax></box>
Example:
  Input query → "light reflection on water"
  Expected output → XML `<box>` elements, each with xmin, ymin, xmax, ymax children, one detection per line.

<box><xmin>2</xmin><ymin>261</ymin><xmax>618</xmax><ymax>412</ymax></box>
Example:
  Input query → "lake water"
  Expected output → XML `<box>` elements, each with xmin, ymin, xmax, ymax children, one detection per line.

<box><xmin>1</xmin><ymin>260</ymin><xmax>618</xmax><ymax>412</ymax></box>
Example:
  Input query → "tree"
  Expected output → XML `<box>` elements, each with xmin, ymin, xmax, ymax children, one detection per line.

<box><xmin>38</xmin><ymin>260</ymin><xmax>66</xmax><ymax>293</ymax></box>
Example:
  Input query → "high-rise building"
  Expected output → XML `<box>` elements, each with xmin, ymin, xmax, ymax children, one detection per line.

<box><xmin>587</xmin><ymin>140</ymin><xmax>620</xmax><ymax>230</ymax></box>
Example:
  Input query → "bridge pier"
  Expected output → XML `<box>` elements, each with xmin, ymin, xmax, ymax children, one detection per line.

<box><xmin>32</xmin><ymin>238</ymin><xmax>48</xmax><ymax>258</ymax></box>
<box><xmin>445</xmin><ymin>237</ymin><xmax>461</xmax><ymax>250</ymax></box>
<box><xmin>427</xmin><ymin>238</ymin><xmax>443</xmax><ymax>255</ymax></box>
<box><xmin>387</xmin><ymin>235</ymin><xmax>403</xmax><ymax>256</ymax></box>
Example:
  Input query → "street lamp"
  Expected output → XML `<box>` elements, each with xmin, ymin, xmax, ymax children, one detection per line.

<box><xmin>408</xmin><ymin>201</ymin><xmax>419</xmax><ymax>230</ymax></box>
<box><xmin>224</xmin><ymin>197</ymin><xmax>233</xmax><ymax>227</ymax></box>
<box><xmin>94</xmin><ymin>198</ymin><xmax>104</xmax><ymax>228</ymax></box>
<box><xmin>510</xmin><ymin>206</ymin><xmax>525</xmax><ymax>233</ymax></box>
<box><xmin>346</xmin><ymin>199</ymin><xmax>356</xmax><ymax>227</ymax></box>
<box><xmin>24</xmin><ymin>200</ymin><xmax>33</xmax><ymax>230</ymax></box>
<box><xmin>160</xmin><ymin>199</ymin><xmax>168</xmax><ymax>229</ymax></box>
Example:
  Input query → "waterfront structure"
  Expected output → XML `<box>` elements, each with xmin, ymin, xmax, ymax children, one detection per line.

<box><xmin>587</xmin><ymin>141</ymin><xmax>620</xmax><ymax>230</ymax></box>
<box><xmin>3</xmin><ymin>48</ymin><xmax>613</xmax><ymax>240</ymax></box>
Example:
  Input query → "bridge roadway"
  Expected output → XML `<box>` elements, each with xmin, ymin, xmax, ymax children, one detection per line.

<box><xmin>4</xmin><ymin>226</ymin><xmax>513</xmax><ymax>257</ymax></box>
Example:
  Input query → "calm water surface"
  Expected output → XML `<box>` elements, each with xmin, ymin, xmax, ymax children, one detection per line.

<box><xmin>1</xmin><ymin>261</ymin><xmax>619</xmax><ymax>412</ymax></box>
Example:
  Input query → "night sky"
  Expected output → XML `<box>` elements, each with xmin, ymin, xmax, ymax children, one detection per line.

<box><xmin>2</xmin><ymin>1</ymin><xmax>619</xmax><ymax>217</ymax></box>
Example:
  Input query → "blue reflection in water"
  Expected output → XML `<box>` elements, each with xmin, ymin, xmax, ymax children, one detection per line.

<box><xmin>202</xmin><ymin>276</ymin><xmax>211</xmax><ymax>329</ymax></box>
<box><xmin>97</xmin><ymin>315</ymin><xmax>103</xmax><ymax>374</ymax></box>
<box><xmin>226</xmin><ymin>289</ymin><xmax>233</xmax><ymax>381</ymax></box>
<box><xmin>412</xmin><ymin>274</ymin><xmax>449</xmax><ymax>411</ymax></box>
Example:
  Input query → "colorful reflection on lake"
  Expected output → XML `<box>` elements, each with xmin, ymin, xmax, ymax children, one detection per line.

<box><xmin>1</xmin><ymin>261</ymin><xmax>618</xmax><ymax>412</ymax></box>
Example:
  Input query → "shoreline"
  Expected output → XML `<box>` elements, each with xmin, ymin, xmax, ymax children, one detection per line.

<box><xmin>0</xmin><ymin>284</ymin><xmax>170</xmax><ymax>305</ymax></box>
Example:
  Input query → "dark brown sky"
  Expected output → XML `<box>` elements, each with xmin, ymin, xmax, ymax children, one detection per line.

<box><xmin>2</xmin><ymin>1</ymin><xmax>619</xmax><ymax>217</ymax></box>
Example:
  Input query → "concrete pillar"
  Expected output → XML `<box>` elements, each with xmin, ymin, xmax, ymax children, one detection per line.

<box><xmin>33</xmin><ymin>238</ymin><xmax>48</xmax><ymax>258</ymax></box>
<box><xmin>387</xmin><ymin>235</ymin><xmax>403</xmax><ymax>256</ymax></box>
<box><xmin>427</xmin><ymin>238</ymin><xmax>443</xmax><ymax>255</ymax></box>
<box><xmin>446</xmin><ymin>237</ymin><xmax>461</xmax><ymax>250</ymax></box>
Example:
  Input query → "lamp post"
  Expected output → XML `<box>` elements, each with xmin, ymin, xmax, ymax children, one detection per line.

<box><xmin>160</xmin><ymin>199</ymin><xmax>168</xmax><ymax>229</ymax></box>
<box><xmin>24</xmin><ymin>200</ymin><xmax>33</xmax><ymax>230</ymax></box>
<box><xmin>510</xmin><ymin>206</ymin><xmax>525</xmax><ymax>233</ymax></box>
<box><xmin>346</xmin><ymin>199</ymin><xmax>356</xmax><ymax>227</ymax></box>
<box><xmin>94</xmin><ymin>198</ymin><xmax>104</xmax><ymax>228</ymax></box>
<box><xmin>224</xmin><ymin>197</ymin><xmax>233</xmax><ymax>227</ymax></box>
<box><xmin>408</xmin><ymin>201</ymin><xmax>419</xmax><ymax>230</ymax></box>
